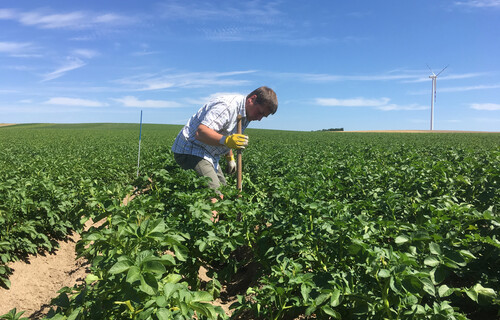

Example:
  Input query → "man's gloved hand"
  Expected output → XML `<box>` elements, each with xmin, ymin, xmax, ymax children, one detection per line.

<box><xmin>220</xmin><ymin>134</ymin><xmax>249</xmax><ymax>149</ymax></box>
<box><xmin>226</xmin><ymin>154</ymin><xmax>236</xmax><ymax>174</ymax></box>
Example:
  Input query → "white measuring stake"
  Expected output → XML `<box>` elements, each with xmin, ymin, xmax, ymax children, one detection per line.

<box><xmin>136</xmin><ymin>110</ymin><xmax>143</xmax><ymax>177</ymax></box>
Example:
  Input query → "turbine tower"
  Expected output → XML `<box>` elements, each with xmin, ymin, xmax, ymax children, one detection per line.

<box><xmin>427</xmin><ymin>64</ymin><xmax>448</xmax><ymax>131</ymax></box>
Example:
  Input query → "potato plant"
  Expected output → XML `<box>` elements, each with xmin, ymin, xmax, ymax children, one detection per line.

<box><xmin>0</xmin><ymin>124</ymin><xmax>139</xmax><ymax>289</ymax></box>
<box><xmin>1</xmin><ymin>124</ymin><xmax>498</xmax><ymax>320</ymax></box>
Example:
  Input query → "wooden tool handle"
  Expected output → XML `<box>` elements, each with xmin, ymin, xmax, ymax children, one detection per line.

<box><xmin>237</xmin><ymin>115</ymin><xmax>242</xmax><ymax>192</ymax></box>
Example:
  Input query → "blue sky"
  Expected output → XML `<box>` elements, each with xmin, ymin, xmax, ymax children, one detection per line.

<box><xmin>1</xmin><ymin>0</ymin><xmax>499</xmax><ymax>131</ymax></box>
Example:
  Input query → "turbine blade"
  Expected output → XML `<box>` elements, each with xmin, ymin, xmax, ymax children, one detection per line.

<box><xmin>436</xmin><ymin>65</ymin><xmax>449</xmax><ymax>77</ymax></box>
<box><xmin>426</xmin><ymin>64</ymin><xmax>435</xmax><ymax>75</ymax></box>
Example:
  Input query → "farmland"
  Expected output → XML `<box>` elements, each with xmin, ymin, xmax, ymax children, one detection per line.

<box><xmin>0</xmin><ymin>123</ymin><xmax>499</xmax><ymax>320</ymax></box>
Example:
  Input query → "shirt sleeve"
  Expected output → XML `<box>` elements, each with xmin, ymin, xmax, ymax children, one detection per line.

<box><xmin>200</xmin><ymin>101</ymin><xmax>230</xmax><ymax>132</ymax></box>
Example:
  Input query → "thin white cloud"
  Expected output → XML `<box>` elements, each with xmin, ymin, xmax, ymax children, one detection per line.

<box><xmin>0</xmin><ymin>41</ymin><xmax>34</xmax><ymax>53</ymax></box>
<box><xmin>131</xmin><ymin>50</ymin><xmax>161</xmax><ymax>57</ymax></box>
<box><xmin>45</xmin><ymin>97</ymin><xmax>108</xmax><ymax>107</ymax></box>
<box><xmin>205</xmin><ymin>92</ymin><xmax>243</xmax><ymax>100</ymax></box>
<box><xmin>185</xmin><ymin>92</ymin><xmax>243</xmax><ymax>106</ymax></box>
<box><xmin>454</xmin><ymin>0</ymin><xmax>500</xmax><ymax>8</ymax></box>
<box><xmin>0</xmin><ymin>9</ymin><xmax>16</xmax><ymax>19</ymax></box>
<box><xmin>113</xmin><ymin>96</ymin><xmax>182</xmax><ymax>108</ymax></box>
<box><xmin>316</xmin><ymin>97</ymin><xmax>428</xmax><ymax>111</ymax></box>
<box><xmin>404</xmin><ymin>72</ymin><xmax>486</xmax><ymax>83</ymax></box>
<box><xmin>158</xmin><ymin>0</ymin><xmax>282</xmax><ymax>24</ymax></box>
<box><xmin>20</xmin><ymin>11</ymin><xmax>87</xmax><ymax>29</ymax></box>
<box><xmin>5</xmin><ymin>65</ymin><xmax>31</xmax><ymax>71</ymax></box>
<box><xmin>471</xmin><ymin>103</ymin><xmax>500</xmax><ymax>110</ymax></box>
<box><xmin>316</xmin><ymin>97</ymin><xmax>391</xmax><ymax>107</ymax></box>
<box><xmin>279</xmin><ymin>70</ymin><xmax>488</xmax><ymax>85</ymax></box>
<box><xmin>157</xmin><ymin>1</ymin><xmax>298</xmax><ymax>43</ymax></box>
<box><xmin>201</xmin><ymin>27</ymin><xmax>248</xmax><ymax>42</ymax></box>
<box><xmin>275</xmin><ymin>71</ymin><xmax>423</xmax><ymax>83</ymax></box>
<box><xmin>0</xmin><ymin>89</ymin><xmax>19</xmax><ymax>94</ymax></box>
<box><xmin>441</xmin><ymin>73</ymin><xmax>488</xmax><ymax>80</ymax></box>
<box><xmin>473</xmin><ymin>118</ymin><xmax>500</xmax><ymax>126</ymax></box>
<box><xmin>201</xmin><ymin>26</ymin><xmax>336</xmax><ymax>45</ymax></box>
<box><xmin>410</xmin><ymin>83</ymin><xmax>500</xmax><ymax>95</ymax></box>
<box><xmin>72</xmin><ymin>49</ymin><xmax>99</xmax><ymax>59</ymax></box>
<box><xmin>42</xmin><ymin>57</ymin><xmax>86</xmax><ymax>82</ymax></box>
<box><xmin>441</xmin><ymin>83</ymin><xmax>500</xmax><ymax>92</ymax></box>
<box><xmin>118</xmin><ymin>70</ymin><xmax>255</xmax><ymax>91</ymax></box>
<box><xmin>93</xmin><ymin>13</ymin><xmax>126</xmax><ymax>24</ymax></box>
<box><xmin>10</xmin><ymin>53</ymin><xmax>43</xmax><ymax>58</ymax></box>
<box><xmin>377</xmin><ymin>104</ymin><xmax>428</xmax><ymax>111</ymax></box>
<box><xmin>1</xmin><ymin>8</ymin><xmax>132</xmax><ymax>30</ymax></box>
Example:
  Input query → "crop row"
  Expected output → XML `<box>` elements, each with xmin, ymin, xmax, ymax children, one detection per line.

<box><xmin>1</xmin><ymin>125</ymin><xmax>499</xmax><ymax>319</ymax></box>
<box><xmin>0</xmin><ymin>124</ymin><xmax>139</xmax><ymax>289</ymax></box>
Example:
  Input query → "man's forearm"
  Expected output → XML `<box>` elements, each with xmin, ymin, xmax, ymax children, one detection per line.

<box><xmin>195</xmin><ymin>124</ymin><xmax>224</xmax><ymax>146</ymax></box>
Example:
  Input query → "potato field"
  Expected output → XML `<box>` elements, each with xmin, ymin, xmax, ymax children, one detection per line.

<box><xmin>0</xmin><ymin>123</ymin><xmax>499</xmax><ymax>320</ymax></box>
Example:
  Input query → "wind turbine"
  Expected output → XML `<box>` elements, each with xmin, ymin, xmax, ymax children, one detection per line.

<box><xmin>427</xmin><ymin>64</ymin><xmax>448</xmax><ymax>131</ymax></box>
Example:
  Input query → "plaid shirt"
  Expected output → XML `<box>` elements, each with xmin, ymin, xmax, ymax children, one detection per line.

<box><xmin>172</xmin><ymin>94</ymin><xmax>250</xmax><ymax>170</ymax></box>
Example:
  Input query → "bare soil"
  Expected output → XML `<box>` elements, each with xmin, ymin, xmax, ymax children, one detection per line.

<box><xmin>0</xmin><ymin>233</ymin><xmax>88</xmax><ymax>318</ymax></box>
<box><xmin>0</xmin><ymin>217</ymin><xmax>107</xmax><ymax>318</ymax></box>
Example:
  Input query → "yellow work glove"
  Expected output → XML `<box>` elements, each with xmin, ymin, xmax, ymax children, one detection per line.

<box><xmin>220</xmin><ymin>134</ymin><xmax>248</xmax><ymax>149</ymax></box>
<box><xmin>225</xmin><ymin>154</ymin><xmax>236</xmax><ymax>174</ymax></box>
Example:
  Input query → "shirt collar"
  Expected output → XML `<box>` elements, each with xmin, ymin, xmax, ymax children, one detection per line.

<box><xmin>238</xmin><ymin>96</ymin><xmax>250</xmax><ymax>127</ymax></box>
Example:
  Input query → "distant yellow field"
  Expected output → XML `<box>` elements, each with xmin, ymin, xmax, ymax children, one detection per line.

<box><xmin>342</xmin><ymin>130</ymin><xmax>499</xmax><ymax>133</ymax></box>
<box><xmin>0</xmin><ymin>124</ymin><xmax>15</xmax><ymax>127</ymax></box>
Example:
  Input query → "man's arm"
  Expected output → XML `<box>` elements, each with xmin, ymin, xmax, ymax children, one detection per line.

<box><xmin>196</xmin><ymin>124</ymin><xmax>248</xmax><ymax>149</ymax></box>
<box><xmin>195</xmin><ymin>124</ymin><xmax>224</xmax><ymax>146</ymax></box>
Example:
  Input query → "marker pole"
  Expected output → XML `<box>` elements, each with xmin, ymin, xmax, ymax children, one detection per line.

<box><xmin>136</xmin><ymin>110</ymin><xmax>143</xmax><ymax>177</ymax></box>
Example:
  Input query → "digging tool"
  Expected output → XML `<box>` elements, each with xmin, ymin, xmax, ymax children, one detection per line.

<box><xmin>237</xmin><ymin>115</ymin><xmax>242</xmax><ymax>192</ymax></box>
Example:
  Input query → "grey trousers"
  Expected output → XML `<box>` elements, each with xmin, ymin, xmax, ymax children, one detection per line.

<box><xmin>173</xmin><ymin>153</ymin><xmax>226</xmax><ymax>191</ymax></box>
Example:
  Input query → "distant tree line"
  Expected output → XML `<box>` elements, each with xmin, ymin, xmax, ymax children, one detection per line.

<box><xmin>314</xmin><ymin>128</ymin><xmax>344</xmax><ymax>132</ymax></box>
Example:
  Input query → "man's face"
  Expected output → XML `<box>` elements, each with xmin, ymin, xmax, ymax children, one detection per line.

<box><xmin>246</xmin><ymin>95</ymin><xmax>271</xmax><ymax>121</ymax></box>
